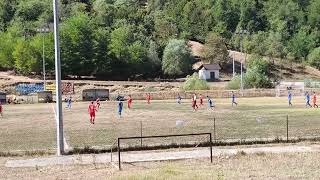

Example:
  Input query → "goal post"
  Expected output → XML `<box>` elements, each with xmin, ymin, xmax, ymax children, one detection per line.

<box><xmin>117</xmin><ymin>133</ymin><xmax>213</xmax><ymax>170</ymax></box>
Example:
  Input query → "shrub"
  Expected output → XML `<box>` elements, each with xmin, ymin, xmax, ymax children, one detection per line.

<box><xmin>182</xmin><ymin>73</ymin><xmax>210</xmax><ymax>91</ymax></box>
<box><xmin>227</xmin><ymin>75</ymin><xmax>241</xmax><ymax>90</ymax></box>
<box><xmin>244</xmin><ymin>67</ymin><xmax>272</xmax><ymax>88</ymax></box>
<box><xmin>244</xmin><ymin>55</ymin><xmax>273</xmax><ymax>88</ymax></box>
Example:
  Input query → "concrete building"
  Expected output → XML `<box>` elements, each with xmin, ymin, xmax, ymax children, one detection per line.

<box><xmin>197</xmin><ymin>64</ymin><xmax>221</xmax><ymax>80</ymax></box>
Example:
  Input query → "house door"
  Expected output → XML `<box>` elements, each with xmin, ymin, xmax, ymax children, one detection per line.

<box><xmin>210</xmin><ymin>72</ymin><xmax>216</xmax><ymax>80</ymax></box>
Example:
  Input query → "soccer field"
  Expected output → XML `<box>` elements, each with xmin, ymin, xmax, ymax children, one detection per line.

<box><xmin>0</xmin><ymin>96</ymin><xmax>320</xmax><ymax>152</ymax></box>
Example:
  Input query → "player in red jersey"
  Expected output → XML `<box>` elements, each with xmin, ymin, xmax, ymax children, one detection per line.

<box><xmin>127</xmin><ymin>95</ymin><xmax>132</xmax><ymax>109</ymax></box>
<box><xmin>146</xmin><ymin>93</ymin><xmax>151</xmax><ymax>104</ymax></box>
<box><xmin>88</xmin><ymin>101</ymin><xmax>96</xmax><ymax>124</ymax></box>
<box><xmin>313</xmin><ymin>92</ymin><xmax>318</xmax><ymax>108</ymax></box>
<box><xmin>0</xmin><ymin>102</ymin><xmax>3</xmax><ymax>117</ymax></box>
<box><xmin>199</xmin><ymin>94</ymin><xmax>204</xmax><ymax>106</ymax></box>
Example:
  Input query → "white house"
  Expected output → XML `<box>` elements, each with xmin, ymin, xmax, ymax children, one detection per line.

<box><xmin>197</xmin><ymin>64</ymin><xmax>221</xmax><ymax>80</ymax></box>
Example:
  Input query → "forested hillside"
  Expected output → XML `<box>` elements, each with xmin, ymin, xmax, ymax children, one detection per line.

<box><xmin>0</xmin><ymin>0</ymin><xmax>319</xmax><ymax>80</ymax></box>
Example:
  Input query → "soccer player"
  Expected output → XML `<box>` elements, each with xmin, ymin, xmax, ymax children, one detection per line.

<box><xmin>231</xmin><ymin>91</ymin><xmax>238</xmax><ymax>106</ymax></box>
<box><xmin>127</xmin><ymin>95</ymin><xmax>132</xmax><ymax>109</ymax></box>
<box><xmin>146</xmin><ymin>93</ymin><xmax>151</xmax><ymax>104</ymax></box>
<box><xmin>88</xmin><ymin>101</ymin><xmax>96</xmax><ymax>124</ymax></box>
<box><xmin>313</xmin><ymin>92</ymin><xmax>318</xmax><ymax>108</ymax></box>
<box><xmin>118</xmin><ymin>100</ymin><xmax>123</xmax><ymax>117</ymax></box>
<box><xmin>96</xmin><ymin>98</ymin><xmax>101</xmax><ymax>109</ymax></box>
<box><xmin>66</xmin><ymin>96</ymin><xmax>72</xmax><ymax>109</ymax></box>
<box><xmin>0</xmin><ymin>102</ymin><xmax>3</xmax><ymax>117</ymax></box>
<box><xmin>305</xmin><ymin>92</ymin><xmax>312</xmax><ymax>108</ymax></box>
<box><xmin>199</xmin><ymin>94</ymin><xmax>204</xmax><ymax>106</ymax></box>
<box><xmin>288</xmin><ymin>91</ymin><xmax>293</xmax><ymax>106</ymax></box>
<box><xmin>207</xmin><ymin>96</ymin><xmax>214</xmax><ymax>110</ymax></box>
<box><xmin>177</xmin><ymin>94</ymin><xmax>182</xmax><ymax>104</ymax></box>
<box><xmin>192</xmin><ymin>93</ymin><xmax>198</xmax><ymax>111</ymax></box>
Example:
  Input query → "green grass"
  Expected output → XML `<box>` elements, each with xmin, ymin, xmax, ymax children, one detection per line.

<box><xmin>0</xmin><ymin>96</ymin><xmax>320</xmax><ymax>152</ymax></box>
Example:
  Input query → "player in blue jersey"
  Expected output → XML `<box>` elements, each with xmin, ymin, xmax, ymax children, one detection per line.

<box><xmin>288</xmin><ymin>91</ymin><xmax>293</xmax><ymax>106</ymax></box>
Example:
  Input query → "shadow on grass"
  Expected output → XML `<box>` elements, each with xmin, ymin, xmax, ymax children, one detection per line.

<box><xmin>2</xmin><ymin>137</ymin><xmax>320</xmax><ymax>157</ymax></box>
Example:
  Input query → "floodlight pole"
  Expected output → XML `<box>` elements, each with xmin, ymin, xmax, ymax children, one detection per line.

<box><xmin>53</xmin><ymin>0</ymin><xmax>64</xmax><ymax>155</ymax></box>
<box><xmin>42</xmin><ymin>33</ymin><xmax>46</xmax><ymax>90</ymax></box>
<box><xmin>232</xmin><ymin>52</ymin><xmax>235</xmax><ymax>78</ymax></box>
<box><xmin>236</xmin><ymin>29</ymin><xmax>249</xmax><ymax>93</ymax></box>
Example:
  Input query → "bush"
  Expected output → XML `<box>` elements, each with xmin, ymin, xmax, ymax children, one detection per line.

<box><xmin>227</xmin><ymin>75</ymin><xmax>241</xmax><ymax>90</ymax></box>
<box><xmin>244</xmin><ymin>67</ymin><xmax>272</xmax><ymax>88</ymax></box>
<box><xmin>246</xmin><ymin>55</ymin><xmax>270</xmax><ymax>75</ymax></box>
<box><xmin>182</xmin><ymin>73</ymin><xmax>210</xmax><ymax>91</ymax></box>
<box><xmin>243</xmin><ymin>55</ymin><xmax>273</xmax><ymax>88</ymax></box>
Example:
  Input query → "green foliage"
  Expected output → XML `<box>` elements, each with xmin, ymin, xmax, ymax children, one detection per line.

<box><xmin>12</xmin><ymin>39</ymin><xmax>38</xmax><ymax>74</ymax></box>
<box><xmin>244</xmin><ymin>56</ymin><xmax>272</xmax><ymax>88</ymax></box>
<box><xmin>202</xmin><ymin>33</ymin><xmax>229</xmax><ymax>66</ymax></box>
<box><xmin>288</xmin><ymin>27</ymin><xmax>317</xmax><ymax>61</ymax></box>
<box><xmin>162</xmin><ymin>39</ymin><xmax>192</xmax><ymax>77</ymax></box>
<box><xmin>246</xmin><ymin>55</ymin><xmax>270</xmax><ymax>74</ymax></box>
<box><xmin>227</xmin><ymin>75</ymin><xmax>241</xmax><ymax>90</ymax></box>
<box><xmin>182</xmin><ymin>73</ymin><xmax>210</xmax><ymax>91</ymax></box>
<box><xmin>244</xmin><ymin>67</ymin><xmax>272</xmax><ymax>88</ymax></box>
<box><xmin>0</xmin><ymin>0</ymin><xmax>319</xmax><ymax>80</ymax></box>
<box><xmin>308</xmin><ymin>47</ymin><xmax>320</xmax><ymax>69</ymax></box>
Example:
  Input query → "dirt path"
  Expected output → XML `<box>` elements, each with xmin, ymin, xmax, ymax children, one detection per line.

<box><xmin>5</xmin><ymin>143</ymin><xmax>320</xmax><ymax>168</ymax></box>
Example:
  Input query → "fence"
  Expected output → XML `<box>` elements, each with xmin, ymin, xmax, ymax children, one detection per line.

<box><xmin>111</xmin><ymin>88</ymin><xmax>320</xmax><ymax>100</ymax></box>
<box><xmin>1</xmin><ymin>113</ymin><xmax>319</xmax><ymax>153</ymax></box>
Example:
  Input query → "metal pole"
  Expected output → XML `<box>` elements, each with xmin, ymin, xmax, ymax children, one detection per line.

<box><xmin>240</xmin><ymin>38</ymin><xmax>243</xmax><ymax>92</ymax></box>
<box><xmin>213</xmin><ymin>118</ymin><xmax>216</xmax><ymax>143</ymax></box>
<box><xmin>53</xmin><ymin>0</ymin><xmax>64</xmax><ymax>155</ymax></box>
<box><xmin>140</xmin><ymin>121</ymin><xmax>143</xmax><ymax>147</ymax></box>
<box><xmin>209</xmin><ymin>133</ymin><xmax>213</xmax><ymax>163</ymax></box>
<box><xmin>118</xmin><ymin>138</ymin><xmax>121</xmax><ymax>170</ymax></box>
<box><xmin>286</xmin><ymin>115</ymin><xmax>289</xmax><ymax>142</ymax></box>
<box><xmin>233</xmin><ymin>52</ymin><xmax>235</xmax><ymax>77</ymax></box>
<box><xmin>42</xmin><ymin>32</ymin><xmax>46</xmax><ymax>91</ymax></box>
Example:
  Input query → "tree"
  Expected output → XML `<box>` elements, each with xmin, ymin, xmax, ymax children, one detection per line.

<box><xmin>0</xmin><ymin>0</ymin><xmax>18</xmax><ymax>31</ymax></box>
<box><xmin>288</xmin><ymin>27</ymin><xmax>317</xmax><ymax>61</ymax></box>
<box><xmin>307</xmin><ymin>0</ymin><xmax>320</xmax><ymax>28</ymax></box>
<box><xmin>244</xmin><ymin>55</ymin><xmax>272</xmax><ymax>88</ymax></box>
<box><xmin>109</xmin><ymin>25</ymin><xmax>133</xmax><ymax>59</ymax></box>
<box><xmin>13</xmin><ymin>39</ymin><xmax>38</xmax><ymax>74</ymax></box>
<box><xmin>202</xmin><ymin>33</ymin><xmax>229</xmax><ymax>66</ymax></box>
<box><xmin>147</xmin><ymin>40</ymin><xmax>161</xmax><ymax>75</ymax></box>
<box><xmin>60</xmin><ymin>13</ymin><xmax>95</xmax><ymax>77</ymax></box>
<box><xmin>162</xmin><ymin>39</ymin><xmax>192</xmax><ymax>77</ymax></box>
<box><xmin>153</xmin><ymin>11</ymin><xmax>178</xmax><ymax>47</ymax></box>
<box><xmin>93</xmin><ymin>28</ymin><xmax>113</xmax><ymax>79</ymax></box>
<box><xmin>265</xmin><ymin>31</ymin><xmax>286</xmax><ymax>63</ymax></box>
<box><xmin>308</xmin><ymin>47</ymin><xmax>320</xmax><ymax>69</ymax></box>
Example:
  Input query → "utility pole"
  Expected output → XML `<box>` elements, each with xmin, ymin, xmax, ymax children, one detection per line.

<box><xmin>36</xmin><ymin>27</ymin><xmax>50</xmax><ymax>91</ymax></box>
<box><xmin>233</xmin><ymin>52</ymin><xmax>235</xmax><ymax>78</ymax></box>
<box><xmin>235</xmin><ymin>29</ymin><xmax>249</xmax><ymax>93</ymax></box>
<box><xmin>53</xmin><ymin>0</ymin><xmax>64</xmax><ymax>155</ymax></box>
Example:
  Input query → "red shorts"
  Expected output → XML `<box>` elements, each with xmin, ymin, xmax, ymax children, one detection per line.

<box><xmin>90</xmin><ymin>112</ymin><xmax>95</xmax><ymax>117</ymax></box>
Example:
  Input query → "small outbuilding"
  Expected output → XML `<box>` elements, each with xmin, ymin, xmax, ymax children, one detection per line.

<box><xmin>197</xmin><ymin>64</ymin><xmax>221</xmax><ymax>80</ymax></box>
<box><xmin>82</xmin><ymin>89</ymin><xmax>109</xmax><ymax>101</ymax></box>
<box><xmin>0</xmin><ymin>92</ymin><xmax>6</xmax><ymax>104</ymax></box>
<box><xmin>37</xmin><ymin>91</ymin><xmax>53</xmax><ymax>103</ymax></box>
